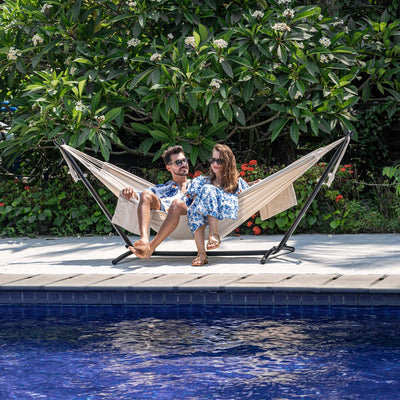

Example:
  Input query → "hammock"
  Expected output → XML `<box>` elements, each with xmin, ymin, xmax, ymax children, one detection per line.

<box><xmin>56</xmin><ymin>132</ymin><xmax>351</xmax><ymax>264</ymax></box>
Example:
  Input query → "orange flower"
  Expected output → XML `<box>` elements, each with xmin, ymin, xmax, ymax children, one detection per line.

<box><xmin>247</xmin><ymin>221</ymin><xmax>253</xmax><ymax>227</ymax></box>
<box><xmin>234</xmin><ymin>228</ymin><xmax>240</xmax><ymax>233</ymax></box>
<box><xmin>193</xmin><ymin>170</ymin><xmax>202</xmax><ymax>178</ymax></box>
<box><xmin>14</xmin><ymin>179</ymin><xmax>19</xmax><ymax>183</ymax></box>
<box><xmin>249</xmin><ymin>160</ymin><xmax>257</xmax><ymax>165</ymax></box>
<box><xmin>188</xmin><ymin>173</ymin><xmax>194</xmax><ymax>178</ymax></box>
<box><xmin>247</xmin><ymin>167</ymin><xmax>254</xmax><ymax>172</ymax></box>
<box><xmin>252</xmin><ymin>226</ymin><xmax>261</xmax><ymax>235</ymax></box>
<box><xmin>0</xmin><ymin>202</ymin><xmax>4</xmax><ymax>207</ymax></box>
<box><xmin>24</xmin><ymin>186</ymin><xmax>30</xmax><ymax>191</ymax></box>
<box><xmin>336</xmin><ymin>194</ymin><xmax>343</xmax><ymax>202</ymax></box>
<box><xmin>348</xmin><ymin>170</ymin><xmax>353</xmax><ymax>174</ymax></box>
<box><xmin>240</xmin><ymin>171</ymin><xmax>245</xmax><ymax>177</ymax></box>
<box><xmin>241</xmin><ymin>164</ymin><xmax>248</xmax><ymax>170</ymax></box>
<box><xmin>340</xmin><ymin>168</ymin><xmax>346</xmax><ymax>172</ymax></box>
<box><xmin>251</xmin><ymin>214</ymin><xmax>257</xmax><ymax>219</ymax></box>
<box><xmin>344</xmin><ymin>164</ymin><xmax>353</xmax><ymax>168</ymax></box>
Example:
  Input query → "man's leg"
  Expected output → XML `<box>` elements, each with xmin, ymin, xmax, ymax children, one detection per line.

<box><xmin>130</xmin><ymin>191</ymin><xmax>161</xmax><ymax>257</ymax></box>
<box><xmin>133</xmin><ymin>199</ymin><xmax>187</xmax><ymax>259</ymax></box>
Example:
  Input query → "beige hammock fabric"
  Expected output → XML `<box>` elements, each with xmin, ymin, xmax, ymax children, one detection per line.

<box><xmin>60</xmin><ymin>136</ymin><xmax>349</xmax><ymax>240</ymax></box>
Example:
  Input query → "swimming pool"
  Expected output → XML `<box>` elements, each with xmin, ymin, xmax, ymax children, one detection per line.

<box><xmin>0</xmin><ymin>306</ymin><xmax>399</xmax><ymax>399</ymax></box>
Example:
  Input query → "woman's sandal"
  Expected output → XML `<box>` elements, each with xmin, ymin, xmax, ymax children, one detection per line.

<box><xmin>192</xmin><ymin>254</ymin><xmax>208</xmax><ymax>266</ymax></box>
<box><xmin>206</xmin><ymin>233</ymin><xmax>221</xmax><ymax>250</ymax></box>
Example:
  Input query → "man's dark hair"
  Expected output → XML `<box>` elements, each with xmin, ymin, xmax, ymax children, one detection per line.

<box><xmin>162</xmin><ymin>145</ymin><xmax>184</xmax><ymax>165</ymax></box>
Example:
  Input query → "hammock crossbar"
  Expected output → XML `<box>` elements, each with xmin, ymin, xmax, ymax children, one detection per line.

<box><xmin>55</xmin><ymin>131</ymin><xmax>351</xmax><ymax>264</ymax></box>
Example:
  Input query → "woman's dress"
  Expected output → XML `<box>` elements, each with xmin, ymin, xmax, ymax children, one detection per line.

<box><xmin>186</xmin><ymin>175</ymin><xmax>249</xmax><ymax>235</ymax></box>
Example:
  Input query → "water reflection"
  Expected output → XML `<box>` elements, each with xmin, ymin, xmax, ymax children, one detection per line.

<box><xmin>0</xmin><ymin>306</ymin><xmax>400</xmax><ymax>399</ymax></box>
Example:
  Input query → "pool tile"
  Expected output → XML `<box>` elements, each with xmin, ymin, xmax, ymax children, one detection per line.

<box><xmin>301</xmin><ymin>294</ymin><xmax>316</xmax><ymax>306</ymax></box>
<box><xmin>35</xmin><ymin>292</ymin><xmax>48</xmax><ymax>305</ymax></box>
<box><xmin>0</xmin><ymin>292</ymin><xmax>9</xmax><ymax>304</ymax></box>
<box><xmin>73</xmin><ymin>292</ymin><xmax>87</xmax><ymax>305</ymax></box>
<box><xmin>47</xmin><ymin>292</ymin><xmax>61</xmax><ymax>305</ymax></box>
<box><xmin>315</xmin><ymin>294</ymin><xmax>330</xmax><ymax>306</ymax></box>
<box><xmin>22</xmin><ymin>291</ymin><xmax>35</xmax><ymax>304</ymax></box>
<box><xmin>125</xmin><ymin>292</ymin><xmax>138</xmax><ymax>305</ymax></box>
<box><xmin>111</xmin><ymin>292</ymin><xmax>125</xmax><ymax>305</ymax></box>
<box><xmin>371</xmin><ymin>294</ymin><xmax>387</xmax><ymax>306</ymax></box>
<box><xmin>205</xmin><ymin>292</ymin><xmax>219</xmax><ymax>306</ymax></box>
<box><xmin>99</xmin><ymin>292</ymin><xmax>112</xmax><ymax>305</ymax></box>
<box><xmin>177</xmin><ymin>292</ymin><xmax>191</xmax><ymax>306</ymax></box>
<box><xmin>274</xmin><ymin>293</ymin><xmax>288</xmax><ymax>306</ymax></box>
<box><xmin>259</xmin><ymin>293</ymin><xmax>274</xmax><ymax>306</ymax></box>
<box><xmin>330</xmin><ymin>294</ymin><xmax>344</xmax><ymax>306</ymax></box>
<box><xmin>165</xmin><ymin>293</ymin><xmax>178</xmax><ymax>305</ymax></box>
<box><xmin>387</xmin><ymin>294</ymin><xmax>400</xmax><ymax>306</ymax></box>
<box><xmin>60</xmin><ymin>292</ymin><xmax>74</xmax><ymax>305</ymax></box>
<box><xmin>288</xmin><ymin>294</ymin><xmax>302</xmax><ymax>305</ymax></box>
<box><xmin>232</xmin><ymin>293</ymin><xmax>246</xmax><ymax>306</ymax></box>
<box><xmin>218</xmin><ymin>293</ymin><xmax>232</xmax><ymax>306</ymax></box>
<box><xmin>245</xmin><ymin>293</ymin><xmax>259</xmax><ymax>306</ymax></box>
<box><xmin>191</xmin><ymin>293</ymin><xmax>205</xmax><ymax>305</ymax></box>
<box><xmin>344</xmin><ymin>294</ymin><xmax>358</xmax><ymax>306</ymax></box>
<box><xmin>358</xmin><ymin>294</ymin><xmax>372</xmax><ymax>307</ymax></box>
<box><xmin>10</xmin><ymin>291</ymin><xmax>23</xmax><ymax>304</ymax></box>
<box><xmin>151</xmin><ymin>292</ymin><xmax>165</xmax><ymax>305</ymax></box>
<box><xmin>137</xmin><ymin>292</ymin><xmax>152</xmax><ymax>305</ymax></box>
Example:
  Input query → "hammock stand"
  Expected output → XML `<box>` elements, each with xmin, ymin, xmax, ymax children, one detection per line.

<box><xmin>55</xmin><ymin>131</ymin><xmax>352</xmax><ymax>265</ymax></box>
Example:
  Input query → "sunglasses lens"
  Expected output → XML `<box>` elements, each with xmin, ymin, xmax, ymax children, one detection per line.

<box><xmin>174</xmin><ymin>158</ymin><xmax>187</xmax><ymax>166</ymax></box>
<box><xmin>210</xmin><ymin>158</ymin><xmax>223</xmax><ymax>165</ymax></box>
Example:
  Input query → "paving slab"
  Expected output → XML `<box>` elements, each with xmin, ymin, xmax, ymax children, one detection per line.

<box><xmin>1</xmin><ymin>274</ymin><xmax>75</xmax><ymax>288</ymax></box>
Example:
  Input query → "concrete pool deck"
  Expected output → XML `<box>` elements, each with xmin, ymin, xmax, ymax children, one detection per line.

<box><xmin>1</xmin><ymin>233</ymin><xmax>399</xmax><ymax>307</ymax></box>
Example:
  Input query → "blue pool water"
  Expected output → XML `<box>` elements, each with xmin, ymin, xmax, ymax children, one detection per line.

<box><xmin>0</xmin><ymin>306</ymin><xmax>399</xmax><ymax>399</ymax></box>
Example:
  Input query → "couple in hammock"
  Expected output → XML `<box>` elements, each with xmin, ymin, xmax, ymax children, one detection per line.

<box><xmin>122</xmin><ymin>144</ymin><xmax>256</xmax><ymax>266</ymax></box>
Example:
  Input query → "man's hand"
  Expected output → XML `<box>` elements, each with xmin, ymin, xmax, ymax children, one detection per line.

<box><xmin>121</xmin><ymin>187</ymin><xmax>138</xmax><ymax>200</ymax></box>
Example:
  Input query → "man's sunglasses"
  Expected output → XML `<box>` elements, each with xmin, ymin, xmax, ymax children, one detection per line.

<box><xmin>209</xmin><ymin>158</ymin><xmax>224</xmax><ymax>165</ymax></box>
<box><xmin>170</xmin><ymin>158</ymin><xmax>188</xmax><ymax>166</ymax></box>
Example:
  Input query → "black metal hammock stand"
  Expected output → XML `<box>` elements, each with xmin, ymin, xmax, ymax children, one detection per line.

<box><xmin>55</xmin><ymin>131</ymin><xmax>352</xmax><ymax>265</ymax></box>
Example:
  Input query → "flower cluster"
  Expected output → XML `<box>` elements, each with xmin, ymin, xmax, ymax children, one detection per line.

<box><xmin>239</xmin><ymin>160</ymin><xmax>257</xmax><ymax>177</ymax></box>
<box><xmin>339</xmin><ymin>164</ymin><xmax>354</xmax><ymax>174</ymax></box>
<box><xmin>209</xmin><ymin>78</ymin><xmax>222</xmax><ymax>90</ymax></box>
<box><xmin>184</xmin><ymin>36</ymin><xmax>196</xmax><ymax>49</ymax></box>
<box><xmin>41</xmin><ymin>4</ymin><xmax>52</xmax><ymax>13</ymax></box>
<box><xmin>277</xmin><ymin>0</ymin><xmax>291</xmax><ymax>4</ymax></box>
<box><xmin>75</xmin><ymin>101</ymin><xmax>84</xmax><ymax>111</ymax></box>
<box><xmin>272</xmin><ymin>23</ymin><xmax>291</xmax><ymax>32</ymax></box>
<box><xmin>127</xmin><ymin>1</ymin><xmax>137</xmax><ymax>7</ymax></box>
<box><xmin>283</xmin><ymin>9</ymin><xmax>295</xmax><ymax>18</ymax></box>
<box><xmin>319</xmin><ymin>37</ymin><xmax>331</xmax><ymax>47</ymax></box>
<box><xmin>297</xmin><ymin>42</ymin><xmax>304</xmax><ymax>49</ymax></box>
<box><xmin>167</xmin><ymin>33</ymin><xmax>174</xmax><ymax>41</ymax></box>
<box><xmin>252</xmin><ymin>11</ymin><xmax>264</xmax><ymax>19</ymax></box>
<box><xmin>188</xmin><ymin>170</ymin><xmax>203</xmax><ymax>179</ymax></box>
<box><xmin>7</xmin><ymin>47</ymin><xmax>22</xmax><ymax>61</ymax></box>
<box><xmin>95</xmin><ymin>115</ymin><xmax>105</xmax><ymax>123</ymax></box>
<box><xmin>320</xmin><ymin>54</ymin><xmax>329</xmax><ymax>63</ymax></box>
<box><xmin>213</xmin><ymin>39</ymin><xmax>228</xmax><ymax>49</ymax></box>
<box><xmin>332</xmin><ymin>20</ymin><xmax>343</xmax><ymax>27</ymax></box>
<box><xmin>150</xmin><ymin>52</ymin><xmax>162</xmax><ymax>62</ymax></box>
<box><xmin>127</xmin><ymin>38</ymin><xmax>141</xmax><ymax>47</ymax></box>
<box><xmin>32</xmin><ymin>34</ymin><xmax>44</xmax><ymax>46</ymax></box>
<box><xmin>294</xmin><ymin>91</ymin><xmax>302</xmax><ymax>100</ymax></box>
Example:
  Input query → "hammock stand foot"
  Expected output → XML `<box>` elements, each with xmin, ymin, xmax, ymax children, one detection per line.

<box><xmin>260</xmin><ymin>245</ymin><xmax>295</xmax><ymax>264</ymax></box>
<box><xmin>112</xmin><ymin>249</ymin><xmax>134</xmax><ymax>265</ymax></box>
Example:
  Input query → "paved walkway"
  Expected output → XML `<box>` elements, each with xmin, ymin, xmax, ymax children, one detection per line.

<box><xmin>1</xmin><ymin>233</ymin><xmax>399</xmax><ymax>307</ymax></box>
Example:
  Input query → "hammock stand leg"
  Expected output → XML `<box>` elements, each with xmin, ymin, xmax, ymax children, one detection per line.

<box><xmin>54</xmin><ymin>141</ymin><xmax>134</xmax><ymax>264</ymax></box>
<box><xmin>260</xmin><ymin>131</ymin><xmax>352</xmax><ymax>264</ymax></box>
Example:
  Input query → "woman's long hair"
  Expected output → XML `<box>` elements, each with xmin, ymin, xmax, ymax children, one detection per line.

<box><xmin>209</xmin><ymin>144</ymin><xmax>239</xmax><ymax>193</ymax></box>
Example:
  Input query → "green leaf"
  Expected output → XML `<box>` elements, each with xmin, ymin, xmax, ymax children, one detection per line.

<box><xmin>289</xmin><ymin>122</ymin><xmax>299</xmax><ymax>144</ymax></box>
<box><xmin>209</xmin><ymin>103</ymin><xmax>219</xmax><ymax>125</ymax></box>
<box><xmin>221</xmin><ymin>102</ymin><xmax>233</xmax><ymax>122</ymax></box>
<box><xmin>292</xmin><ymin>6</ymin><xmax>321</xmax><ymax>23</ymax></box>
<box><xmin>104</xmin><ymin>107</ymin><xmax>123</xmax><ymax>124</ymax></box>
<box><xmin>150</xmin><ymin>129</ymin><xmax>171</xmax><ymax>141</ymax></box>
<box><xmin>221</xmin><ymin>60</ymin><xmax>233</xmax><ymax>78</ymax></box>
<box><xmin>138</xmin><ymin>138</ymin><xmax>154</xmax><ymax>154</ymax></box>
<box><xmin>243</xmin><ymin>79</ymin><xmax>254</xmax><ymax>103</ymax></box>
<box><xmin>232</xmin><ymin>104</ymin><xmax>245</xmax><ymax>125</ymax></box>
<box><xmin>198</xmin><ymin>24</ymin><xmax>208</xmax><ymax>41</ymax></box>
<box><xmin>269</xmin><ymin>118</ymin><xmax>289</xmax><ymax>142</ymax></box>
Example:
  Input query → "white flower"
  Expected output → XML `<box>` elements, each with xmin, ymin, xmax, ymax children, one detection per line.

<box><xmin>332</xmin><ymin>19</ymin><xmax>343</xmax><ymax>26</ymax></box>
<box><xmin>294</xmin><ymin>91</ymin><xmax>302</xmax><ymax>100</ymax></box>
<box><xmin>319</xmin><ymin>37</ymin><xmax>331</xmax><ymax>47</ymax></box>
<box><xmin>75</xmin><ymin>101</ymin><xmax>84</xmax><ymax>112</ymax></box>
<box><xmin>277</xmin><ymin>0</ymin><xmax>291</xmax><ymax>4</ymax></box>
<box><xmin>70</xmin><ymin>66</ymin><xmax>77</xmax><ymax>75</ymax></box>
<box><xmin>320</xmin><ymin>54</ymin><xmax>329</xmax><ymax>63</ymax></box>
<box><xmin>150</xmin><ymin>52</ymin><xmax>162</xmax><ymax>62</ymax></box>
<box><xmin>199</xmin><ymin>61</ymin><xmax>206</xmax><ymax>69</ymax></box>
<box><xmin>32</xmin><ymin>34</ymin><xmax>44</xmax><ymax>46</ymax></box>
<box><xmin>210</xmin><ymin>78</ymin><xmax>222</xmax><ymax>90</ymax></box>
<box><xmin>272</xmin><ymin>23</ymin><xmax>291</xmax><ymax>32</ymax></box>
<box><xmin>185</xmin><ymin>36</ymin><xmax>196</xmax><ymax>49</ymax></box>
<box><xmin>127</xmin><ymin>1</ymin><xmax>137</xmax><ymax>7</ymax></box>
<box><xmin>95</xmin><ymin>115</ymin><xmax>105</xmax><ymax>123</ymax></box>
<box><xmin>283</xmin><ymin>9</ymin><xmax>295</xmax><ymax>18</ymax></box>
<box><xmin>213</xmin><ymin>39</ymin><xmax>228</xmax><ymax>49</ymax></box>
<box><xmin>7</xmin><ymin>47</ymin><xmax>22</xmax><ymax>61</ymax></box>
<box><xmin>41</xmin><ymin>4</ymin><xmax>52</xmax><ymax>13</ymax></box>
<box><xmin>318</xmin><ymin>14</ymin><xmax>323</xmax><ymax>21</ymax></box>
<box><xmin>297</xmin><ymin>42</ymin><xmax>304</xmax><ymax>49</ymax></box>
<box><xmin>167</xmin><ymin>33</ymin><xmax>174</xmax><ymax>40</ymax></box>
<box><xmin>288</xmin><ymin>64</ymin><xmax>292</xmax><ymax>68</ymax></box>
<box><xmin>252</xmin><ymin>11</ymin><xmax>264</xmax><ymax>19</ymax></box>
<box><xmin>127</xmin><ymin>38</ymin><xmax>141</xmax><ymax>47</ymax></box>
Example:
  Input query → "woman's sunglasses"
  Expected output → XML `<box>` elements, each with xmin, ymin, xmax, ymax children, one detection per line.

<box><xmin>170</xmin><ymin>158</ymin><xmax>188</xmax><ymax>166</ymax></box>
<box><xmin>209</xmin><ymin>158</ymin><xmax>224</xmax><ymax>165</ymax></box>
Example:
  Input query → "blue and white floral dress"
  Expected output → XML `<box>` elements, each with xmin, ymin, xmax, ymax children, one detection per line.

<box><xmin>185</xmin><ymin>175</ymin><xmax>249</xmax><ymax>235</ymax></box>
<box><xmin>150</xmin><ymin>180</ymin><xmax>191</xmax><ymax>211</ymax></box>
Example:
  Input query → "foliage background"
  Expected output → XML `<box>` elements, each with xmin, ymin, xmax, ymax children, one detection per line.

<box><xmin>0</xmin><ymin>0</ymin><xmax>399</xmax><ymax>237</ymax></box>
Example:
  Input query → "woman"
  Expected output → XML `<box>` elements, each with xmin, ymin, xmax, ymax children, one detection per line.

<box><xmin>186</xmin><ymin>144</ymin><xmax>250</xmax><ymax>266</ymax></box>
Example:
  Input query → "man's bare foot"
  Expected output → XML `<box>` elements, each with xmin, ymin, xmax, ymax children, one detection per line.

<box><xmin>129</xmin><ymin>239</ymin><xmax>152</xmax><ymax>259</ymax></box>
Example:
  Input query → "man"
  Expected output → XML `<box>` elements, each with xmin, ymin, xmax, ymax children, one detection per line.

<box><xmin>121</xmin><ymin>145</ymin><xmax>190</xmax><ymax>259</ymax></box>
